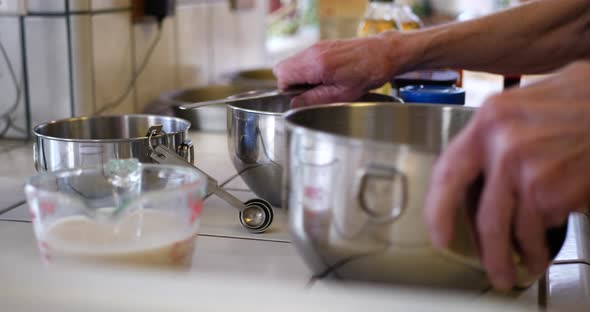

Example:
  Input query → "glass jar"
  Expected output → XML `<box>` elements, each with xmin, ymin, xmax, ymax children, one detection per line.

<box><xmin>357</xmin><ymin>0</ymin><xmax>424</xmax><ymax>95</ymax></box>
<box><xmin>357</xmin><ymin>0</ymin><xmax>399</xmax><ymax>37</ymax></box>
<box><xmin>395</xmin><ymin>2</ymin><xmax>423</xmax><ymax>30</ymax></box>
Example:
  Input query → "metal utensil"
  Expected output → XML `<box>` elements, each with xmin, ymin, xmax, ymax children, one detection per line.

<box><xmin>146</xmin><ymin>125</ymin><xmax>273</xmax><ymax>233</ymax></box>
<box><xmin>178</xmin><ymin>86</ymin><xmax>312</xmax><ymax>111</ymax></box>
<box><xmin>148</xmin><ymin>85</ymin><xmax>267</xmax><ymax>132</ymax></box>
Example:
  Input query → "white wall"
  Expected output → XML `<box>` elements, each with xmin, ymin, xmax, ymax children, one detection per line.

<box><xmin>0</xmin><ymin>0</ymin><xmax>268</xmax><ymax>139</ymax></box>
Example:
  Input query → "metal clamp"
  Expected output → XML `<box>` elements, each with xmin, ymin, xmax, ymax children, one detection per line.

<box><xmin>146</xmin><ymin>124</ymin><xmax>168</xmax><ymax>155</ymax></box>
<box><xmin>177</xmin><ymin>140</ymin><xmax>195</xmax><ymax>164</ymax></box>
<box><xmin>356</xmin><ymin>164</ymin><xmax>408</xmax><ymax>224</ymax></box>
<box><xmin>146</xmin><ymin>124</ymin><xmax>194</xmax><ymax>164</ymax></box>
<box><xmin>33</xmin><ymin>142</ymin><xmax>41</xmax><ymax>172</ymax></box>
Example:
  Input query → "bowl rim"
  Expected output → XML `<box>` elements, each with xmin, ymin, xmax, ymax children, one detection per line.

<box><xmin>283</xmin><ymin>102</ymin><xmax>477</xmax><ymax>154</ymax></box>
<box><xmin>33</xmin><ymin>114</ymin><xmax>191</xmax><ymax>143</ymax></box>
<box><xmin>25</xmin><ymin>163</ymin><xmax>207</xmax><ymax>219</ymax></box>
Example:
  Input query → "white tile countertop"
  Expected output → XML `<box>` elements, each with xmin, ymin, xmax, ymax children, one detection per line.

<box><xmin>0</xmin><ymin>131</ymin><xmax>589</xmax><ymax>311</ymax></box>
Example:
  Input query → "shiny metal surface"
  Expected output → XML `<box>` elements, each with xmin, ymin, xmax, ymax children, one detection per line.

<box><xmin>283</xmin><ymin>103</ymin><xmax>567</xmax><ymax>290</ymax></box>
<box><xmin>546</xmin><ymin>264</ymin><xmax>590</xmax><ymax>311</ymax></box>
<box><xmin>554</xmin><ymin>213</ymin><xmax>590</xmax><ymax>265</ymax></box>
<box><xmin>33</xmin><ymin>115</ymin><xmax>191</xmax><ymax>172</ymax></box>
<box><xmin>227</xmin><ymin>93</ymin><xmax>400</xmax><ymax>207</ymax></box>
<box><xmin>155</xmin><ymin>85</ymin><xmax>265</xmax><ymax>132</ymax></box>
<box><xmin>179</xmin><ymin>85</ymin><xmax>313</xmax><ymax>110</ymax></box>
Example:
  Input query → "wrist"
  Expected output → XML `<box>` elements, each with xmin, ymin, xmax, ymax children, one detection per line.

<box><xmin>377</xmin><ymin>29</ymin><xmax>433</xmax><ymax>75</ymax></box>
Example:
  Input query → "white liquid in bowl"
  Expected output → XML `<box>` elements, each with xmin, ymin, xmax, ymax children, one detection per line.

<box><xmin>41</xmin><ymin>209</ymin><xmax>198</xmax><ymax>270</ymax></box>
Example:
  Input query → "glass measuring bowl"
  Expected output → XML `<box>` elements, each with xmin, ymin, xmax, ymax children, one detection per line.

<box><xmin>24</xmin><ymin>161</ymin><xmax>206</xmax><ymax>271</ymax></box>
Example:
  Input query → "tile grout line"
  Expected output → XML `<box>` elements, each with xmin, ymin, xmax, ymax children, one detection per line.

<box><xmin>198</xmin><ymin>233</ymin><xmax>291</xmax><ymax>244</ymax></box>
<box><xmin>0</xmin><ymin>200</ymin><xmax>26</xmax><ymax>216</ymax></box>
<box><xmin>0</xmin><ymin>213</ymin><xmax>292</xmax><ymax>245</ymax></box>
<box><xmin>0</xmin><ymin>218</ymin><xmax>30</xmax><ymax>223</ymax></box>
<box><xmin>25</xmin><ymin>8</ymin><xmax>132</xmax><ymax>17</ymax></box>
<box><xmin>0</xmin><ymin>221</ymin><xmax>292</xmax><ymax>244</ymax></box>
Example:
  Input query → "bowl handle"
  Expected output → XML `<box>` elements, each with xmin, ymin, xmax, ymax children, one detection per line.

<box><xmin>33</xmin><ymin>142</ymin><xmax>40</xmax><ymax>172</ymax></box>
<box><xmin>356</xmin><ymin>163</ymin><xmax>408</xmax><ymax>224</ymax></box>
<box><xmin>176</xmin><ymin>140</ymin><xmax>194</xmax><ymax>164</ymax></box>
<box><xmin>146</xmin><ymin>125</ymin><xmax>194</xmax><ymax>164</ymax></box>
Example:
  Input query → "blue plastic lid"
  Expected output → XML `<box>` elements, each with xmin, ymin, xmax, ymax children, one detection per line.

<box><xmin>399</xmin><ymin>85</ymin><xmax>465</xmax><ymax>105</ymax></box>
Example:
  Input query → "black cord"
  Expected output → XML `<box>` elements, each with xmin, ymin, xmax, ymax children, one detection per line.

<box><xmin>94</xmin><ymin>22</ymin><xmax>163</xmax><ymax>115</ymax></box>
<box><xmin>7</xmin><ymin>116</ymin><xmax>26</xmax><ymax>134</ymax></box>
<box><xmin>0</xmin><ymin>119</ymin><xmax>10</xmax><ymax>137</ymax></box>
<box><xmin>1</xmin><ymin>19</ymin><xmax>166</xmax><ymax>137</ymax></box>
<box><xmin>0</xmin><ymin>37</ymin><xmax>23</xmax><ymax>138</ymax></box>
<box><xmin>0</xmin><ymin>38</ymin><xmax>20</xmax><ymax>118</ymax></box>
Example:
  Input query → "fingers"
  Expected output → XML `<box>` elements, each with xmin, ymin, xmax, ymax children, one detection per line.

<box><xmin>475</xmin><ymin>167</ymin><xmax>516</xmax><ymax>291</ymax></box>
<box><xmin>274</xmin><ymin>36</ymin><xmax>397</xmax><ymax>96</ymax></box>
<box><xmin>273</xmin><ymin>41</ymin><xmax>350</xmax><ymax>90</ymax></box>
<box><xmin>425</xmin><ymin>119</ymin><xmax>483</xmax><ymax>249</ymax></box>
<box><xmin>290</xmin><ymin>85</ymin><xmax>363</xmax><ymax>108</ymax></box>
<box><xmin>273</xmin><ymin>49</ymin><xmax>325</xmax><ymax>90</ymax></box>
<box><xmin>514</xmin><ymin>196</ymin><xmax>549</xmax><ymax>277</ymax></box>
<box><xmin>522</xmin><ymin>142</ymin><xmax>590</xmax><ymax>227</ymax></box>
<box><xmin>425</xmin><ymin>66</ymin><xmax>590</xmax><ymax>291</ymax></box>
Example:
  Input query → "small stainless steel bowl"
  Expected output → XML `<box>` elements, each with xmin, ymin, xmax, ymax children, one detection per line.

<box><xmin>33</xmin><ymin>114</ymin><xmax>191</xmax><ymax>172</ymax></box>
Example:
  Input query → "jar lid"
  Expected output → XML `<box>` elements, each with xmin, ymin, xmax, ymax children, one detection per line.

<box><xmin>393</xmin><ymin>70</ymin><xmax>459</xmax><ymax>88</ymax></box>
<box><xmin>399</xmin><ymin>85</ymin><xmax>465</xmax><ymax>105</ymax></box>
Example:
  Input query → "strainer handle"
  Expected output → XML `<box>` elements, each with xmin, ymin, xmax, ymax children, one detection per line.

<box><xmin>149</xmin><ymin>144</ymin><xmax>247</xmax><ymax>211</ymax></box>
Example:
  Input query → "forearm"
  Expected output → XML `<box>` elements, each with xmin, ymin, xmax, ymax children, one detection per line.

<box><xmin>396</xmin><ymin>0</ymin><xmax>590</xmax><ymax>75</ymax></box>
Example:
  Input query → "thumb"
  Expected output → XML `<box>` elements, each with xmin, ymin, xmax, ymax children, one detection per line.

<box><xmin>290</xmin><ymin>85</ymin><xmax>362</xmax><ymax>108</ymax></box>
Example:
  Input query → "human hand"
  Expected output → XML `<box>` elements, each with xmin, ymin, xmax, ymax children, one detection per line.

<box><xmin>273</xmin><ymin>31</ymin><xmax>412</xmax><ymax>107</ymax></box>
<box><xmin>425</xmin><ymin>61</ymin><xmax>590</xmax><ymax>291</ymax></box>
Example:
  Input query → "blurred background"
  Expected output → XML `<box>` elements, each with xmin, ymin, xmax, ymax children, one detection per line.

<box><xmin>0</xmin><ymin>0</ymin><xmax>522</xmax><ymax>140</ymax></box>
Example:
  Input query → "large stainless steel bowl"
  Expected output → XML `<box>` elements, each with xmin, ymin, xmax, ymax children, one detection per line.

<box><xmin>227</xmin><ymin>93</ymin><xmax>401</xmax><ymax>207</ymax></box>
<box><xmin>283</xmin><ymin>103</ymin><xmax>567</xmax><ymax>290</ymax></box>
<box><xmin>33</xmin><ymin>115</ymin><xmax>192</xmax><ymax>172</ymax></box>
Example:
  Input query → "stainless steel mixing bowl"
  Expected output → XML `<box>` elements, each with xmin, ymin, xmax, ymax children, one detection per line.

<box><xmin>33</xmin><ymin>115</ymin><xmax>192</xmax><ymax>172</ymax></box>
<box><xmin>283</xmin><ymin>102</ymin><xmax>567</xmax><ymax>290</ymax></box>
<box><xmin>226</xmin><ymin>93</ymin><xmax>401</xmax><ymax>207</ymax></box>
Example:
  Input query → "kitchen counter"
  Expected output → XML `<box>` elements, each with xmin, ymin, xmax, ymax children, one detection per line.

<box><xmin>0</xmin><ymin>131</ymin><xmax>589</xmax><ymax>311</ymax></box>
